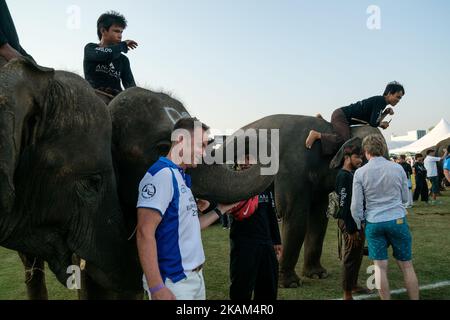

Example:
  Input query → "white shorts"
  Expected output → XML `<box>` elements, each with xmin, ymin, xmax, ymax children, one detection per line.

<box><xmin>144</xmin><ymin>270</ymin><xmax>206</xmax><ymax>300</ymax></box>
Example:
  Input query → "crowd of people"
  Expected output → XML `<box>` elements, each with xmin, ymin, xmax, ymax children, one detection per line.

<box><xmin>391</xmin><ymin>148</ymin><xmax>449</xmax><ymax>206</ymax></box>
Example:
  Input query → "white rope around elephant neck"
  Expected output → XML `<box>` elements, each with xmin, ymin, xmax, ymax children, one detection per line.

<box><xmin>25</xmin><ymin>258</ymin><xmax>45</xmax><ymax>284</ymax></box>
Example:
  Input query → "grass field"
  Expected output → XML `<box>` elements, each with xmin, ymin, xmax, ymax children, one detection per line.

<box><xmin>1</xmin><ymin>191</ymin><xmax>449</xmax><ymax>300</ymax></box>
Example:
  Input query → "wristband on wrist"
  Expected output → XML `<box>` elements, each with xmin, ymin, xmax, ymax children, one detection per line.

<box><xmin>213</xmin><ymin>207</ymin><xmax>223</xmax><ymax>218</ymax></box>
<box><xmin>149</xmin><ymin>283</ymin><xmax>165</xmax><ymax>294</ymax></box>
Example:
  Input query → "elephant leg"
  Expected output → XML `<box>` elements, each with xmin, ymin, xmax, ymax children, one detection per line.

<box><xmin>302</xmin><ymin>194</ymin><xmax>329</xmax><ymax>279</ymax></box>
<box><xmin>278</xmin><ymin>189</ymin><xmax>310</xmax><ymax>288</ymax></box>
<box><xmin>73</xmin><ymin>255</ymin><xmax>143</xmax><ymax>300</ymax></box>
<box><xmin>18</xmin><ymin>252</ymin><xmax>48</xmax><ymax>300</ymax></box>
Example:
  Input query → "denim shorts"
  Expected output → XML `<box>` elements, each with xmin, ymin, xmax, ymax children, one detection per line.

<box><xmin>365</xmin><ymin>217</ymin><xmax>412</xmax><ymax>261</ymax></box>
<box><xmin>429</xmin><ymin>176</ymin><xmax>440</xmax><ymax>194</ymax></box>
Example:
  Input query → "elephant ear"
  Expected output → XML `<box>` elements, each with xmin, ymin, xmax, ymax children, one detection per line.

<box><xmin>329</xmin><ymin>136</ymin><xmax>362</xmax><ymax>169</ymax></box>
<box><xmin>0</xmin><ymin>58</ymin><xmax>55</xmax><ymax>243</ymax></box>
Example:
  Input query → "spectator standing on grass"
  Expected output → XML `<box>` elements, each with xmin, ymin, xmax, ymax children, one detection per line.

<box><xmin>413</xmin><ymin>154</ymin><xmax>429</xmax><ymax>204</ymax></box>
<box><xmin>444</xmin><ymin>146</ymin><xmax>450</xmax><ymax>184</ymax></box>
<box><xmin>228</xmin><ymin>155</ymin><xmax>282</xmax><ymax>301</ymax></box>
<box><xmin>335</xmin><ymin>145</ymin><xmax>371</xmax><ymax>300</ymax></box>
<box><xmin>398</xmin><ymin>155</ymin><xmax>413</xmax><ymax>208</ymax></box>
<box><xmin>424</xmin><ymin>149</ymin><xmax>448</xmax><ymax>205</ymax></box>
<box><xmin>351</xmin><ymin>134</ymin><xmax>419</xmax><ymax>300</ymax></box>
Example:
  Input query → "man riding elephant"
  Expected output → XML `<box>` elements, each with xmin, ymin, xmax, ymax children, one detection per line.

<box><xmin>305</xmin><ymin>81</ymin><xmax>405</xmax><ymax>155</ymax></box>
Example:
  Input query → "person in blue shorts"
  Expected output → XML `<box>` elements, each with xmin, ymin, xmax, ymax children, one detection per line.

<box><xmin>444</xmin><ymin>146</ymin><xmax>450</xmax><ymax>184</ymax></box>
<box><xmin>351</xmin><ymin>134</ymin><xmax>419</xmax><ymax>300</ymax></box>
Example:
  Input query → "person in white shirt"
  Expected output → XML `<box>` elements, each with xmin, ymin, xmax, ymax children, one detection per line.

<box><xmin>351</xmin><ymin>134</ymin><xmax>419</xmax><ymax>300</ymax></box>
<box><xmin>136</xmin><ymin>117</ymin><xmax>236</xmax><ymax>300</ymax></box>
<box><xmin>424</xmin><ymin>149</ymin><xmax>448</xmax><ymax>204</ymax></box>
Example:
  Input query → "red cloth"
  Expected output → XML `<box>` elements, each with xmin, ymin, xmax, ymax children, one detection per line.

<box><xmin>229</xmin><ymin>196</ymin><xmax>259</xmax><ymax>221</ymax></box>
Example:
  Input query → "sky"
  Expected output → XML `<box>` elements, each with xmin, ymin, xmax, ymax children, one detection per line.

<box><xmin>7</xmin><ymin>0</ymin><xmax>450</xmax><ymax>139</ymax></box>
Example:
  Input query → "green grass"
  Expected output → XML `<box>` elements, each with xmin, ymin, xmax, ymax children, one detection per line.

<box><xmin>1</xmin><ymin>191</ymin><xmax>449</xmax><ymax>300</ymax></box>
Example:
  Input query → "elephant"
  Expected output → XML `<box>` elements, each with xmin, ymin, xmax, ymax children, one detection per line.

<box><xmin>193</xmin><ymin>115</ymin><xmax>385</xmax><ymax>288</ymax></box>
<box><xmin>109</xmin><ymin>89</ymin><xmax>386</xmax><ymax>289</ymax></box>
<box><xmin>0</xmin><ymin>57</ymin><xmax>142</xmax><ymax>298</ymax></box>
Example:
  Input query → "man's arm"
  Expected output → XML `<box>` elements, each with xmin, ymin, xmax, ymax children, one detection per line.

<box><xmin>198</xmin><ymin>203</ymin><xmax>237</xmax><ymax>230</ymax></box>
<box><xmin>121</xmin><ymin>58</ymin><xmax>136</xmax><ymax>89</ymax></box>
<box><xmin>137</xmin><ymin>208</ymin><xmax>176</xmax><ymax>300</ymax></box>
<box><xmin>444</xmin><ymin>169</ymin><xmax>450</xmax><ymax>182</ymax></box>
<box><xmin>351</xmin><ymin>172</ymin><xmax>365</xmax><ymax>230</ymax></box>
<box><xmin>84</xmin><ymin>42</ymin><xmax>128</xmax><ymax>63</ymax></box>
<box><xmin>400</xmin><ymin>169</ymin><xmax>409</xmax><ymax>205</ymax></box>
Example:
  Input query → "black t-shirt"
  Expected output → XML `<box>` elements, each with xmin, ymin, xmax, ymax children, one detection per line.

<box><xmin>413</xmin><ymin>162</ymin><xmax>427</xmax><ymax>180</ymax></box>
<box><xmin>230</xmin><ymin>185</ymin><xmax>281</xmax><ymax>246</ymax></box>
<box><xmin>83</xmin><ymin>42</ymin><xmax>136</xmax><ymax>95</ymax></box>
<box><xmin>0</xmin><ymin>0</ymin><xmax>30</xmax><ymax>57</ymax></box>
<box><xmin>341</xmin><ymin>96</ymin><xmax>387</xmax><ymax>127</ymax></box>
<box><xmin>335</xmin><ymin>169</ymin><xmax>357</xmax><ymax>234</ymax></box>
<box><xmin>399</xmin><ymin>162</ymin><xmax>413</xmax><ymax>179</ymax></box>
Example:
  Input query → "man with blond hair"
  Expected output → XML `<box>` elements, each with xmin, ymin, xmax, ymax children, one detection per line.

<box><xmin>351</xmin><ymin>134</ymin><xmax>419</xmax><ymax>300</ymax></box>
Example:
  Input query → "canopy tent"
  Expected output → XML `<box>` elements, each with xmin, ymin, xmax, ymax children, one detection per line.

<box><xmin>389</xmin><ymin>118</ymin><xmax>450</xmax><ymax>154</ymax></box>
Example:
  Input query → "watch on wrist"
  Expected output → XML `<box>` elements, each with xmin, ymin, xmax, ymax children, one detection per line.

<box><xmin>213</xmin><ymin>207</ymin><xmax>223</xmax><ymax>218</ymax></box>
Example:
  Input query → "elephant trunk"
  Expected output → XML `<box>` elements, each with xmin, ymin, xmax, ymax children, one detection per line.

<box><xmin>189</xmin><ymin>129</ymin><xmax>278</xmax><ymax>203</ymax></box>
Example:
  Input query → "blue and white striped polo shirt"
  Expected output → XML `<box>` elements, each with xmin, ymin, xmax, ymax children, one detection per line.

<box><xmin>137</xmin><ymin>157</ymin><xmax>205</xmax><ymax>284</ymax></box>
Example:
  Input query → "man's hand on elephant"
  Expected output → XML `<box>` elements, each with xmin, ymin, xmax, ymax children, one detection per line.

<box><xmin>379</xmin><ymin>121</ymin><xmax>390</xmax><ymax>130</ymax></box>
<box><xmin>0</xmin><ymin>43</ymin><xmax>22</xmax><ymax>61</ymax></box>
<box><xmin>274</xmin><ymin>245</ymin><xmax>283</xmax><ymax>261</ymax></box>
<box><xmin>125</xmin><ymin>40</ymin><xmax>138</xmax><ymax>50</ymax></box>
<box><xmin>151</xmin><ymin>287</ymin><xmax>176</xmax><ymax>300</ymax></box>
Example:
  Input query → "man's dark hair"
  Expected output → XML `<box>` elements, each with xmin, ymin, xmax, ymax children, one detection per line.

<box><xmin>97</xmin><ymin>11</ymin><xmax>128</xmax><ymax>40</ymax></box>
<box><xmin>426</xmin><ymin>149</ymin><xmax>435</xmax><ymax>155</ymax></box>
<box><xmin>343</xmin><ymin>145</ymin><xmax>361</xmax><ymax>157</ymax></box>
<box><xmin>447</xmin><ymin>145</ymin><xmax>450</xmax><ymax>153</ymax></box>
<box><xmin>173</xmin><ymin>117</ymin><xmax>210</xmax><ymax>133</ymax></box>
<box><xmin>383</xmin><ymin>81</ymin><xmax>405</xmax><ymax>96</ymax></box>
<box><xmin>415</xmin><ymin>153</ymin><xmax>424</xmax><ymax>159</ymax></box>
<box><xmin>400</xmin><ymin>154</ymin><xmax>407</xmax><ymax>160</ymax></box>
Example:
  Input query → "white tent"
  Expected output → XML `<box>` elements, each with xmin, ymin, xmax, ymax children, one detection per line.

<box><xmin>390</xmin><ymin>118</ymin><xmax>450</xmax><ymax>154</ymax></box>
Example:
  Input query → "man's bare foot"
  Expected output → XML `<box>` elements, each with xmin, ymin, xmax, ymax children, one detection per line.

<box><xmin>305</xmin><ymin>130</ymin><xmax>321</xmax><ymax>149</ymax></box>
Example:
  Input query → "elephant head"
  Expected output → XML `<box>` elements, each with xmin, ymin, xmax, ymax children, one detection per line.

<box><xmin>109</xmin><ymin>87</ymin><xmax>275</xmax><ymax>225</ymax></box>
<box><xmin>0</xmin><ymin>58</ymin><xmax>141</xmax><ymax>292</ymax></box>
